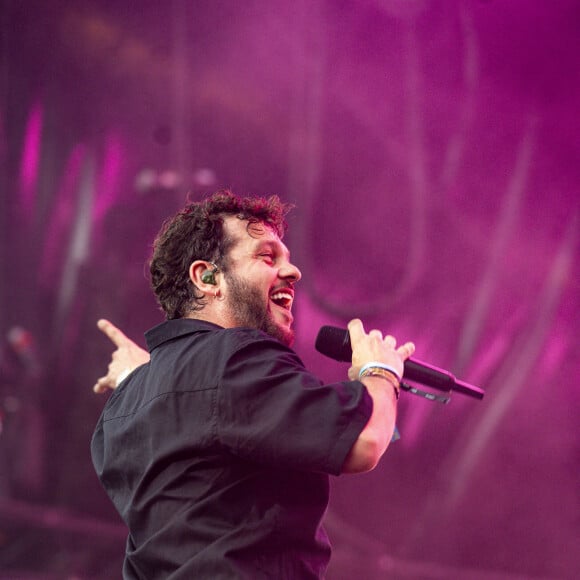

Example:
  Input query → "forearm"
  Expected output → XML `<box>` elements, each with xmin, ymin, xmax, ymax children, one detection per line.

<box><xmin>340</xmin><ymin>319</ymin><xmax>413</xmax><ymax>474</ymax></box>
<box><xmin>342</xmin><ymin>376</ymin><xmax>398</xmax><ymax>473</ymax></box>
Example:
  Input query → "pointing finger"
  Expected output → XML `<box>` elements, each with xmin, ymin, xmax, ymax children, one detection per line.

<box><xmin>97</xmin><ymin>319</ymin><xmax>129</xmax><ymax>348</ymax></box>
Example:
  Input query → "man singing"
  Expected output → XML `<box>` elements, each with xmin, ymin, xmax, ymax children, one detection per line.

<box><xmin>91</xmin><ymin>190</ymin><xmax>414</xmax><ymax>578</ymax></box>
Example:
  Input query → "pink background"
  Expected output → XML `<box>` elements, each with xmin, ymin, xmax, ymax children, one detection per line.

<box><xmin>1</xmin><ymin>1</ymin><xmax>578</xmax><ymax>578</ymax></box>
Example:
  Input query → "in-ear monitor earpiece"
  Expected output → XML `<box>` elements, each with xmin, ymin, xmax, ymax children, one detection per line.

<box><xmin>201</xmin><ymin>262</ymin><xmax>219</xmax><ymax>285</ymax></box>
<box><xmin>201</xmin><ymin>270</ymin><xmax>216</xmax><ymax>285</ymax></box>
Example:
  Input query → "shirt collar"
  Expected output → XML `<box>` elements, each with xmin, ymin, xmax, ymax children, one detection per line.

<box><xmin>145</xmin><ymin>318</ymin><xmax>224</xmax><ymax>352</ymax></box>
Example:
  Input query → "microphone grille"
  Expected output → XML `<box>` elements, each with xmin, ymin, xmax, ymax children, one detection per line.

<box><xmin>315</xmin><ymin>326</ymin><xmax>352</xmax><ymax>362</ymax></box>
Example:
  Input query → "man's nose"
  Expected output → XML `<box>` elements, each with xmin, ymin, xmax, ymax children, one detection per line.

<box><xmin>279</xmin><ymin>261</ymin><xmax>302</xmax><ymax>283</ymax></box>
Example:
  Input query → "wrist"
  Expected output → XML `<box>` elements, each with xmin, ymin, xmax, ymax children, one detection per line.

<box><xmin>115</xmin><ymin>368</ymin><xmax>132</xmax><ymax>387</ymax></box>
<box><xmin>358</xmin><ymin>363</ymin><xmax>401</xmax><ymax>399</ymax></box>
<box><xmin>358</xmin><ymin>362</ymin><xmax>401</xmax><ymax>383</ymax></box>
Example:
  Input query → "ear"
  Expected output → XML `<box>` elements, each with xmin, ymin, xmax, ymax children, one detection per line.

<box><xmin>189</xmin><ymin>260</ymin><xmax>220</xmax><ymax>293</ymax></box>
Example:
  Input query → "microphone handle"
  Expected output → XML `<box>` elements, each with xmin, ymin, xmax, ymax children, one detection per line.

<box><xmin>404</xmin><ymin>359</ymin><xmax>484</xmax><ymax>400</ymax></box>
<box><xmin>404</xmin><ymin>358</ymin><xmax>455</xmax><ymax>390</ymax></box>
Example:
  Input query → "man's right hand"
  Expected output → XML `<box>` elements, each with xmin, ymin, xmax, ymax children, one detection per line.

<box><xmin>93</xmin><ymin>319</ymin><xmax>150</xmax><ymax>394</ymax></box>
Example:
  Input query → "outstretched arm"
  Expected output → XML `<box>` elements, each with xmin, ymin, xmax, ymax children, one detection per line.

<box><xmin>92</xmin><ymin>319</ymin><xmax>150</xmax><ymax>394</ymax></box>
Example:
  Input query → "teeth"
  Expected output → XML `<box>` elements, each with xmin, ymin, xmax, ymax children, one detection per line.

<box><xmin>270</xmin><ymin>292</ymin><xmax>293</xmax><ymax>310</ymax></box>
<box><xmin>271</xmin><ymin>292</ymin><xmax>292</xmax><ymax>301</ymax></box>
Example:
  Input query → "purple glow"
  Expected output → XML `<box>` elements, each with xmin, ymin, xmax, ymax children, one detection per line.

<box><xmin>3</xmin><ymin>1</ymin><xmax>578</xmax><ymax>577</ymax></box>
<box><xmin>93</xmin><ymin>132</ymin><xmax>125</xmax><ymax>222</ymax></box>
<box><xmin>19</xmin><ymin>102</ymin><xmax>43</xmax><ymax>216</ymax></box>
<box><xmin>38</xmin><ymin>144</ymin><xmax>87</xmax><ymax>284</ymax></box>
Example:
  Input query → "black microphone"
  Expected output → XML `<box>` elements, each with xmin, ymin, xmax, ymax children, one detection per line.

<box><xmin>315</xmin><ymin>325</ymin><xmax>484</xmax><ymax>400</ymax></box>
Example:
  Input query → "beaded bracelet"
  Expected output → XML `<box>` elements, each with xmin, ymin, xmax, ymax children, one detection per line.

<box><xmin>358</xmin><ymin>362</ymin><xmax>402</xmax><ymax>383</ymax></box>
<box><xmin>359</xmin><ymin>366</ymin><xmax>401</xmax><ymax>399</ymax></box>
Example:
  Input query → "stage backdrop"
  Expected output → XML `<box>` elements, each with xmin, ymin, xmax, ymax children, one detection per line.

<box><xmin>1</xmin><ymin>1</ymin><xmax>578</xmax><ymax>578</ymax></box>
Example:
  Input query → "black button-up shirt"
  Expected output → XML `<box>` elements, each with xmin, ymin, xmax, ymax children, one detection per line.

<box><xmin>92</xmin><ymin>319</ymin><xmax>372</xmax><ymax>578</ymax></box>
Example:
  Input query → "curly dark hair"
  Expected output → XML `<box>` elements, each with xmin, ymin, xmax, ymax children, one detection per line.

<box><xmin>150</xmin><ymin>189</ymin><xmax>292</xmax><ymax>319</ymax></box>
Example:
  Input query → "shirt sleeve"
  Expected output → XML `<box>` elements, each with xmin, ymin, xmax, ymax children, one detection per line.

<box><xmin>216</xmin><ymin>332</ymin><xmax>373</xmax><ymax>475</ymax></box>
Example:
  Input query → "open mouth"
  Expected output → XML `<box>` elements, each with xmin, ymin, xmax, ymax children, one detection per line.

<box><xmin>270</xmin><ymin>290</ymin><xmax>293</xmax><ymax>311</ymax></box>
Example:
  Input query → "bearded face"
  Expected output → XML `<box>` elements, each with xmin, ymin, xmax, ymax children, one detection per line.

<box><xmin>224</xmin><ymin>270</ymin><xmax>295</xmax><ymax>347</ymax></box>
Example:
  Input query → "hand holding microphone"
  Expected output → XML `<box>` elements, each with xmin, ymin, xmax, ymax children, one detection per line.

<box><xmin>347</xmin><ymin>319</ymin><xmax>415</xmax><ymax>385</ymax></box>
<box><xmin>316</xmin><ymin>323</ymin><xmax>484</xmax><ymax>400</ymax></box>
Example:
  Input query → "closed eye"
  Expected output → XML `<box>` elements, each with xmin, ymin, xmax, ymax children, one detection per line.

<box><xmin>258</xmin><ymin>252</ymin><xmax>275</xmax><ymax>264</ymax></box>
